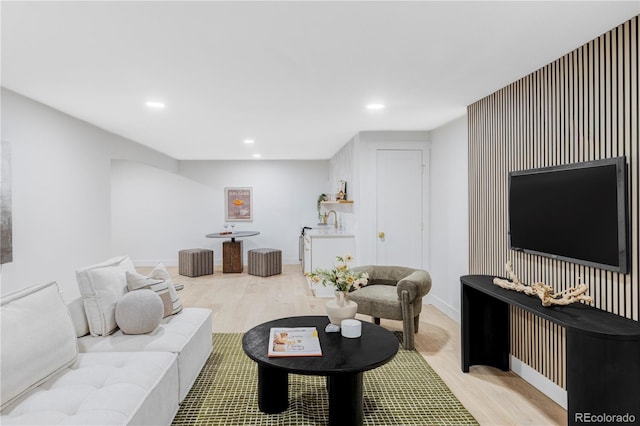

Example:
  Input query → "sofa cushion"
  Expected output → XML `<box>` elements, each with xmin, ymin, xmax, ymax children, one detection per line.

<box><xmin>0</xmin><ymin>352</ymin><xmax>179</xmax><ymax>425</ymax></box>
<box><xmin>77</xmin><ymin>307</ymin><xmax>212</xmax><ymax>401</ymax></box>
<box><xmin>76</xmin><ymin>256</ymin><xmax>136</xmax><ymax>336</ymax></box>
<box><xmin>149</xmin><ymin>263</ymin><xmax>183</xmax><ymax>315</ymax></box>
<box><xmin>115</xmin><ymin>290</ymin><xmax>164</xmax><ymax>335</ymax></box>
<box><xmin>348</xmin><ymin>285</ymin><xmax>404</xmax><ymax>319</ymax></box>
<box><xmin>66</xmin><ymin>296</ymin><xmax>90</xmax><ymax>338</ymax></box>
<box><xmin>125</xmin><ymin>271</ymin><xmax>174</xmax><ymax>318</ymax></box>
<box><xmin>0</xmin><ymin>282</ymin><xmax>78</xmax><ymax>410</ymax></box>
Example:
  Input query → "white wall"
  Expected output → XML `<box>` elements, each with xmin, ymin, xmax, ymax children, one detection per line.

<box><xmin>0</xmin><ymin>89</ymin><xmax>176</xmax><ymax>297</ymax></box>
<box><xmin>426</xmin><ymin>115</ymin><xmax>469</xmax><ymax>321</ymax></box>
<box><xmin>111</xmin><ymin>160</ymin><xmax>216</xmax><ymax>265</ymax></box>
<box><xmin>112</xmin><ymin>159</ymin><xmax>330</xmax><ymax>266</ymax></box>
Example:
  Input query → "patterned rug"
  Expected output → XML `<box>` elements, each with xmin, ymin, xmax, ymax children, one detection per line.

<box><xmin>172</xmin><ymin>333</ymin><xmax>478</xmax><ymax>425</ymax></box>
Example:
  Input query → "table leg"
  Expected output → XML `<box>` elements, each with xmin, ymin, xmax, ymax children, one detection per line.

<box><xmin>327</xmin><ymin>372</ymin><xmax>363</xmax><ymax>426</ymax></box>
<box><xmin>257</xmin><ymin>365</ymin><xmax>288</xmax><ymax>413</ymax></box>
<box><xmin>223</xmin><ymin>240</ymin><xmax>243</xmax><ymax>273</ymax></box>
<box><xmin>461</xmin><ymin>283</ymin><xmax>509</xmax><ymax>372</ymax></box>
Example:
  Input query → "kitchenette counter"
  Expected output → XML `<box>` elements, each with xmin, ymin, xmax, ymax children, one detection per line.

<box><xmin>302</xmin><ymin>229</ymin><xmax>356</xmax><ymax>297</ymax></box>
<box><xmin>305</xmin><ymin>228</ymin><xmax>355</xmax><ymax>238</ymax></box>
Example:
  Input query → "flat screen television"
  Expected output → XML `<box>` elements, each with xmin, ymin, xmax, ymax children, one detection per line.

<box><xmin>508</xmin><ymin>156</ymin><xmax>629</xmax><ymax>273</ymax></box>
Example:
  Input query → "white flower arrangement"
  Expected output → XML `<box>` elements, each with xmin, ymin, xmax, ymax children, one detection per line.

<box><xmin>304</xmin><ymin>255</ymin><xmax>368</xmax><ymax>292</ymax></box>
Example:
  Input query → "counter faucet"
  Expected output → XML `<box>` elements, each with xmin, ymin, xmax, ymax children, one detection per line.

<box><xmin>327</xmin><ymin>210</ymin><xmax>338</xmax><ymax>229</ymax></box>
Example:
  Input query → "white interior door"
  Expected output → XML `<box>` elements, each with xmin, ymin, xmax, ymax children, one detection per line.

<box><xmin>376</xmin><ymin>149</ymin><xmax>423</xmax><ymax>267</ymax></box>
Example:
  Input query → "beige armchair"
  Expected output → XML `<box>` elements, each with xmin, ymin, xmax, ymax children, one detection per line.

<box><xmin>349</xmin><ymin>265</ymin><xmax>432</xmax><ymax>350</ymax></box>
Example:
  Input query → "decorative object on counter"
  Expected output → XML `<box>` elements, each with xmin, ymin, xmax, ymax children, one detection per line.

<box><xmin>336</xmin><ymin>179</ymin><xmax>347</xmax><ymax>201</ymax></box>
<box><xmin>493</xmin><ymin>261</ymin><xmax>593</xmax><ymax>307</ymax></box>
<box><xmin>305</xmin><ymin>255</ymin><xmax>368</xmax><ymax>325</ymax></box>
<box><xmin>320</xmin><ymin>212</ymin><xmax>328</xmax><ymax>224</ymax></box>
<box><xmin>225</xmin><ymin>187</ymin><xmax>252</xmax><ymax>221</ymax></box>
<box><xmin>316</xmin><ymin>193</ymin><xmax>328</xmax><ymax>221</ymax></box>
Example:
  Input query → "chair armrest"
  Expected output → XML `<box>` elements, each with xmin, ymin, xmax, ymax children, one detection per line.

<box><xmin>397</xmin><ymin>270</ymin><xmax>432</xmax><ymax>301</ymax></box>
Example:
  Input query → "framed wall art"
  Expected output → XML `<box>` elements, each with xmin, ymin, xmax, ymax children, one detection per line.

<box><xmin>225</xmin><ymin>187</ymin><xmax>252</xmax><ymax>221</ymax></box>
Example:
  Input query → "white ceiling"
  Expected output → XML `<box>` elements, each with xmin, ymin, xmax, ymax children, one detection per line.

<box><xmin>2</xmin><ymin>1</ymin><xmax>638</xmax><ymax>160</ymax></box>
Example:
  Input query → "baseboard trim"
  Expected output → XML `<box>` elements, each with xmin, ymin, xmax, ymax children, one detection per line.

<box><xmin>131</xmin><ymin>259</ymin><xmax>303</xmax><ymax>268</ymax></box>
<box><xmin>510</xmin><ymin>355</ymin><xmax>568</xmax><ymax>409</ymax></box>
<box><xmin>132</xmin><ymin>259</ymin><xmax>178</xmax><ymax>267</ymax></box>
<box><xmin>424</xmin><ymin>294</ymin><xmax>460</xmax><ymax>323</ymax></box>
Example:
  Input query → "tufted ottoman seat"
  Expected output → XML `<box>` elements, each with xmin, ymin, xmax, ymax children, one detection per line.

<box><xmin>1</xmin><ymin>351</ymin><xmax>178</xmax><ymax>425</ymax></box>
<box><xmin>247</xmin><ymin>248</ymin><xmax>282</xmax><ymax>277</ymax></box>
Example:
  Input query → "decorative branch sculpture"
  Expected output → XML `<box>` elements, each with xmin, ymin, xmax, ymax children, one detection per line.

<box><xmin>493</xmin><ymin>261</ymin><xmax>593</xmax><ymax>307</ymax></box>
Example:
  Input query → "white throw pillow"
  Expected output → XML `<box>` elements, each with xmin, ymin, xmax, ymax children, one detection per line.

<box><xmin>115</xmin><ymin>290</ymin><xmax>164</xmax><ymax>334</ymax></box>
<box><xmin>75</xmin><ymin>256</ymin><xmax>136</xmax><ymax>336</ymax></box>
<box><xmin>0</xmin><ymin>281</ymin><xmax>78</xmax><ymax>409</ymax></box>
<box><xmin>126</xmin><ymin>271</ymin><xmax>173</xmax><ymax>318</ymax></box>
<box><xmin>149</xmin><ymin>263</ymin><xmax>183</xmax><ymax>315</ymax></box>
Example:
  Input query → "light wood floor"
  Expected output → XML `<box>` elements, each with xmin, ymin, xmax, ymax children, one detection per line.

<box><xmin>162</xmin><ymin>264</ymin><xmax>567</xmax><ymax>426</ymax></box>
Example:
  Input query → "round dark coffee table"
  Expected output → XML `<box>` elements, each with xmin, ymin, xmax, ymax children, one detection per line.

<box><xmin>242</xmin><ymin>315</ymin><xmax>399</xmax><ymax>426</ymax></box>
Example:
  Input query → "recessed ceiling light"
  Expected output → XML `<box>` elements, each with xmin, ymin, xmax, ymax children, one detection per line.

<box><xmin>145</xmin><ymin>101</ymin><xmax>165</xmax><ymax>109</ymax></box>
<box><xmin>252</xmin><ymin>154</ymin><xmax>261</xmax><ymax>158</ymax></box>
<box><xmin>244</xmin><ymin>139</ymin><xmax>255</xmax><ymax>144</ymax></box>
<box><xmin>366</xmin><ymin>103</ymin><xmax>385</xmax><ymax>110</ymax></box>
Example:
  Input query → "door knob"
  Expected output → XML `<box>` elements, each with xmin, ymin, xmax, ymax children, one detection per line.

<box><xmin>378</xmin><ymin>231</ymin><xmax>385</xmax><ymax>239</ymax></box>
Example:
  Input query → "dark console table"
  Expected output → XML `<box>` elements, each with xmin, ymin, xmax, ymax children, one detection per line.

<box><xmin>461</xmin><ymin>275</ymin><xmax>640</xmax><ymax>426</ymax></box>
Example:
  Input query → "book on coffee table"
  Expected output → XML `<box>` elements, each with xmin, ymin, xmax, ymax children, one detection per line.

<box><xmin>268</xmin><ymin>327</ymin><xmax>322</xmax><ymax>357</ymax></box>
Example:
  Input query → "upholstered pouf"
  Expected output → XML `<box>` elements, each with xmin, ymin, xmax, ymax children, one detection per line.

<box><xmin>115</xmin><ymin>289</ymin><xmax>164</xmax><ymax>334</ymax></box>
<box><xmin>248</xmin><ymin>248</ymin><xmax>282</xmax><ymax>277</ymax></box>
<box><xmin>179</xmin><ymin>248</ymin><xmax>214</xmax><ymax>277</ymax></box>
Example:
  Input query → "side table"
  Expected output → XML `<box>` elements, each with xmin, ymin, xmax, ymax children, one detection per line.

<box><xmin>205</xmin><ymin>231</ymin><xmax>260</xmax><ymax>273</ymax></box>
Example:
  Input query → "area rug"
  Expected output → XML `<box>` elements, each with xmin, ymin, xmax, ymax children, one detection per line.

<box><xmin>172</xmin><ymin>333</ymin><xmax>478</xmax><ymax>425</ymax></box>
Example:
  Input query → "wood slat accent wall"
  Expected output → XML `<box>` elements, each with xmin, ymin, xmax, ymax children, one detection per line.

<box><xmin>468</xmin><ymin>16</ymin><xmax>638</xmax><ymax>389</ymax></box>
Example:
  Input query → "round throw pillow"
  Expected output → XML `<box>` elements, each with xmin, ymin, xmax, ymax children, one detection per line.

<box><xmin>115</xmin><ymin>289</ymin><xmax>164</xmax><ymax>334</ymax></box>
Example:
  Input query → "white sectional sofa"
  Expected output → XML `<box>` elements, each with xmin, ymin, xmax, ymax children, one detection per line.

<box><xmin>1</xmin><ymin>257</ymin><xmax>212</xmax><ymax>425</ymax></box>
